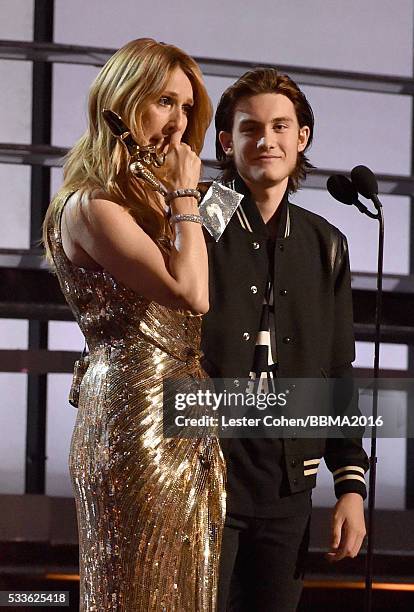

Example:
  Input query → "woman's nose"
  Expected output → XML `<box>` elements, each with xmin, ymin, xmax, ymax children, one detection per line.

<box><xmin>167</xmin><ymin>107</ymin><xmax>186</xmax><ymax>134</ymax></box>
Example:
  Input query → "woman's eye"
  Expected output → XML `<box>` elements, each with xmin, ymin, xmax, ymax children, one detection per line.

<box><xmin>159</xmin><ymin>96</ymin><xmax>172</xmax><ymax>107</ymax></box>
<box><xmin>183</xmin><ymin>105</ymin><xmax>193</xmax><ymax>115</ymax></box>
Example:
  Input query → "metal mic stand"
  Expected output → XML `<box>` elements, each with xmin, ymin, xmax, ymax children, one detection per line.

<box><xmin>327</xmin><ymin>171</ymin><xmax>383</xmax><ymax>611</ymax></box>
<box><xmin>364</xmin><ymin>198</ymin><xmax>384</xmax><ymax>612</ymax></box>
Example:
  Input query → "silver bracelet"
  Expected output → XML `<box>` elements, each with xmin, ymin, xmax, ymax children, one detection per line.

<box><xmin>170</xmin><ymin>214</ymin><xmax>203</xmax><ymax>225</ymax></box>
<box><xmin>165</xmin><ymin>188</ymin><xmax>201</xmax><ymax>204</ymax></box>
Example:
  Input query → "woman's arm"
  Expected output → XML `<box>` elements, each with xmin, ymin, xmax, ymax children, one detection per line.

<box><xmin>63</xmin><ymin>138</ymin><xmax>208</xmax><ymax>314</ymax></box>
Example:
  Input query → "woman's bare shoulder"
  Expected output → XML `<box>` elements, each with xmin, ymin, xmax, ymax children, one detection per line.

<box><xmin>69</xmin><ymin>189</ymin><xmax>132</xmax><ymax>228</ymax></box>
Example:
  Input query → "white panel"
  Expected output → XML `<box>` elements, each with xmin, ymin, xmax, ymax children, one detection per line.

<box><xmin>0</xmin><ymin>320</ymin><xmax>28</xmax><ymax>349</ymax></box>
<box><xmin>367</xmin><ymin>438</ymin><xmax>406</xmax><ymax>509</ymax></box>
<box><xmin>0</xmin><ymin>373</ymin><xmax>27</xmax><ymax>494</ymax></box>
<box><xmin>48</xmin><ymin>321</ymin><xmax>85</xmax><ymax>351</ymax></box>
<box><xmin>52</xmin><ymin>63</ymin><xmax>100</xmax><ymax>147</ymax></box>
<box><xmin>301</xmin><ymin>86</ymin><xmax>412</xmax><ymax>177</ymax></box>
<box><xmin>51</xmin><ymin>167</ymin><xmax>64</xmax><ymax>200</ymax></box>
<box><xmin>313</xmin><ymin>437</ymin><xmax>406</xmax><ymax>510</ymax></box>
<box><xmin>291</xmin><ymin>189</ymin><xmax>410</xmax><ymax>275</ymax></box>
<box><xmin>0</xmin><ymin>0</ymin><xmax>33</xmax><ymax>41</ymax></box>
<box><xmin>355</xmin><ymin>342</ymin><xmax>408</xmax><ymax>370</ymax></box>
<box><xmin>0</xmin><ymin>61</ymin><xmax>32</xmax><ymax>144</ymax></box>
<box><xmin>0</xmin><ymin>164</ymin><xmax>31</xmax><ymax>248</ymax></box>
<box><xmin>45</xmin><ymin>374</ymin><xmax>76</xmax><ymax>497</ymax></box>
<box><xmin>54</xmin><ymin>0</ymin><xmax>413</xmax><ymax>77</ymax></box>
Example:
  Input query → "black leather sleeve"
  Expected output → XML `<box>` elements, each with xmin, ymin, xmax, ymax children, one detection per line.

<box><xmin>324</xmin><ymin>232</ymin><xmax>369</xmax><ymax>499</ymax></box>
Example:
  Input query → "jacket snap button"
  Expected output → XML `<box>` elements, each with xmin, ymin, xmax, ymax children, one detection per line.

<box><xmin>252</xmin><ymin>242</ymin><xmax>260</xmax><ymax>250</ymax></box>
<box><xmin>291</xmin><ymin>459</ymin><xmax>297</xmax><ymax>467</ymax></box>
<box><xmin>279</xmin><ymin>244</ymin><xmax>284</xmax><ymax>251</ymax></box>
<box><xmin>293</xmin><ymin>478</ymin><xmax>298</xmax><ymax>486</ymax></box>
<box><xmin>279</xmin><ymin>289</ymin><xmax>288</xmax><ymax>296</ymax></box>
<box><xmin>250</xmin><ymin>285</ymin><xmax>258</xmax><ymax>294</ymax></box>
<box><xmin>243</xmin><ymin>332</ymin><xmax>250</xmax><ymax>341</ymax></box>
<box><xmin>283</xmin><ymin>336</ymin><xmax>292</xmax><ymax>344</ymax></box>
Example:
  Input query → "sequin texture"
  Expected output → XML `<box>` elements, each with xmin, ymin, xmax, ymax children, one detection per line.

<box><xmin>48</xmin><ymin>192</ymin><xmax>226</xmax><ymax>611</ymax></box>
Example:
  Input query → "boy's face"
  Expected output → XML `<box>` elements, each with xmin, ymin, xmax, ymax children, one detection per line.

<box><xmin>219</xmin><ymin>92</ymin><xmax>310</xmax><ymax>191</ymax></box>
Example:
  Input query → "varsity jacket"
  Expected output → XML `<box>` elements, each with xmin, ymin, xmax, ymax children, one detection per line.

<box><xmin>201</xmin><ymin>178</ymin><xmax>369</xmax><ymax>500</ymax></box>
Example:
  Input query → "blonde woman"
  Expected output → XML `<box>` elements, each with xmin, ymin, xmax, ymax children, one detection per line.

<box><xmin>43</xmin><ymin>39</ymin><xmax>225</xmax><ymax>611</ymax></box>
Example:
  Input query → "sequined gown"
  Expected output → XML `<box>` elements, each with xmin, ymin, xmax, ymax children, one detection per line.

<box><xmin>48</xmin><ymin>194</ymin><xmax>226</xmax><ymax>611</ymax></box>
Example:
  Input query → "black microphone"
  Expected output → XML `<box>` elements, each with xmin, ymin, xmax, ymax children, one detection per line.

<box><xmin>351</xmin><ymin>165</ymin><xmax>382</xmax><ymax>210</ymax></box>
<box><xmin>327</xmin><ymin>174</ymin><xmax>358</xmax><ymax>205</ymax></box>
<box><xmin>327</xmin><ymin>174</ymin><xmax>377</xmax><ymax>218</ymax></box>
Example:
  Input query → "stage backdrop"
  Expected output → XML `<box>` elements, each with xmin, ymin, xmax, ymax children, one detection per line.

<box><xmin>0</xmin><ymin>0</ymin><xmax>413</xmax><ymax>508</ymax></box>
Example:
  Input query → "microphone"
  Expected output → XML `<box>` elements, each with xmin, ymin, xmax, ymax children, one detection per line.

<box><xmin>351</xmin><ymin>165</ymin><xmax>382</xmax><ymax>210</ymax></box>
<box><xmin>326</xmin><ymin>174</ymin><xmax>377</xmax><ymax>218</ymax></box>
<box><xmin>327</xmin><ymin>174</ymin><xmax>358</xmax><ymax>205</ymax></box>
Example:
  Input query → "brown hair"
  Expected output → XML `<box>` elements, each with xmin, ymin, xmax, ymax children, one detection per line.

<box><xmin>43</xmin><ymin>38</ymin><xmax>212</xmax><ymax>262</ymax></box>
<box><xmin>215</xmin><ymin>67</ymin><xmax>314</xmax><ymax>192</ymax></box>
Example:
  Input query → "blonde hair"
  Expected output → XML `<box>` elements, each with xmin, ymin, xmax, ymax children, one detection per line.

<box><xmin>43</xmin><ymin>38</ymin><xmax>212</xmax><ymax>261</ymax></box>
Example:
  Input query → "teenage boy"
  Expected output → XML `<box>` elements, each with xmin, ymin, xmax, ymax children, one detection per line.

<box><xmin>201</xmin><ymin>68</ymin><xmax>369</xmax><ymax>611</ymax></box>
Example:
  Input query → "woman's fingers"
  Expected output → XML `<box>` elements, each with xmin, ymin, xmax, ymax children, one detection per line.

<box><xmin>161</xmin><ymin>139</ymin><xmax>200</xmax><ymax>191</ymax></box>
<box><xmin>168</xmin><ymin>131</ymin><xmax>182</xmax><ymax>148</ymax></box>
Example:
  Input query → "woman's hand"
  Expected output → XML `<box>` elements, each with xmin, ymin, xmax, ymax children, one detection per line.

<box><xmin>160</xmin><ymin>132</ymin><xmax>201</xmax><ymax>192</ymax></box>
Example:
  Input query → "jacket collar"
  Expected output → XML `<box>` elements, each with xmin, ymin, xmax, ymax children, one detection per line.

<box><xmin>232</xmin><ymin>175</ymin><xmax>290</xmax><ymax>239</ymax></box>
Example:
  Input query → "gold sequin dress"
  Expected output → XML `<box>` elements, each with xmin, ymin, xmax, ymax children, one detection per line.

<box><xmin>48</xmin><ymin>195</ymin><xmax>226</xmax><ymax>611</ymax></box>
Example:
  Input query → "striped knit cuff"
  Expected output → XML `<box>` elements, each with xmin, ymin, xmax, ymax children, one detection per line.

<box><xmin>332</xmin><ymin>465</ymin><xmax>367</xmax><ymax>500</ymax></box>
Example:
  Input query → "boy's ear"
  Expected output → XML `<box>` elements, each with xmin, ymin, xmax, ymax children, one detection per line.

<box><xmin>297</xmin><ymin>126</ymin><xmax>310</xmax><ymax>152</ymax></box>
<box><xmin>219</xmin><ymin>131</ymin><xmax>233</xmax><ymax>156</ymax></box>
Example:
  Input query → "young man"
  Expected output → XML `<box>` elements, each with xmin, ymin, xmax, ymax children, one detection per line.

<box><xmin>200</xmin><ymin>68</ymin><xmax>369</xmax><ymax>611</ymax></box>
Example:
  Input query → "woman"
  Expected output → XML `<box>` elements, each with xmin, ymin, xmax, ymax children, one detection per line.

<box><xmin>43</xmin><ymin>38</ymin><xmax>226</xmax><ymax>611</ymax></box>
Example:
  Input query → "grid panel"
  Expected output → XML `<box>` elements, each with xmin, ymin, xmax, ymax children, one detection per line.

<box><xmin>0</xmin><ymin>373</ymin><xmax>27</xmax><ymax>494</ymax></box>
<box><xmin>54</xmin><ymin>0</ymin><xmax>413</xmax><ymax>77</ymax></box>
<box><xmin>0</xmin><ymin>163</ymin><xmax>31</xmax><ymax>248</ymax></box>
<box><xmin>51</xmin><ymin>63</ymin><xmax>100</xmax><ymax>147</ymax></box>
<box><xmin>0</xmin><ymin>60</ymin><xmax>32</xmax><ymax>143</ymax></box>
<box><xmin>0</xmin><ymin>0</ymin><xmax>34</xmax><ymax>42</ymax></box>
<box><xmin>1</xmin><ymin>0</ymin><xmax>414</xmax><ymax>508</ymax></box>
<box><xmin>0</xmin><ymin>320</ymin><xmax>28</xmax><ymax>349</ymax></box>
<box><xmin>355</xmin><ymin>342</ymin><xmax>408</xmax><ymax>371</ymax></box>
<box><xmin>45</xmin><ymin>373</ymin><xmax>76</xmax><ymax>497</ymax></box>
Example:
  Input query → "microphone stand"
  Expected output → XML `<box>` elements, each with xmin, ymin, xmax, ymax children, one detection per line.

<box><xmin>327</xmin><ymin>171</ymin><xmax>384</xmax><ymax>611</ymax></box>
<box><xmin>364</xmin><ymin>199</ymin><xmax>384</xmax><ymax>612</ymax></box>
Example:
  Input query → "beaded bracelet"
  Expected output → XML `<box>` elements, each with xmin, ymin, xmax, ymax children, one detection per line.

<box><xmin>170</xmin><ymin>214</ymin><xmax>203</xmax><ymax>225</ymax></box>
<box><xmin>164</xmin><ymin>188</ymin><xmax>201</xmax><ymax>204</ymax></box>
